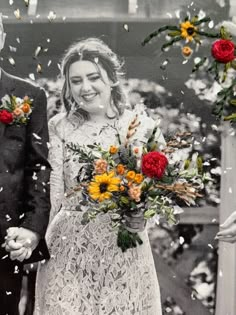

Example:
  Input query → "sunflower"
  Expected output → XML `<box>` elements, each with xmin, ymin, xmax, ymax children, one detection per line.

<box><xmin>88</xmin><ymin>171</ymin><xmax>121</xmax><ymax>202</ymax></box>
<box><xmin>180</xmin><ymin>21</ymin><xmax>197</xmax><ymax>41</ymax></box>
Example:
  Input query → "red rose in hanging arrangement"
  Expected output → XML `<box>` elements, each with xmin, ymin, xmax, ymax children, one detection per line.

<box><xmin>211</xmin><ymin>39</ymin><xmax>235</xmax><ymax>63</ymax></box>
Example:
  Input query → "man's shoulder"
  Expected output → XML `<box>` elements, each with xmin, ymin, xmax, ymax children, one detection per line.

<box><xmin>2</xmin><ymin>70</ymin><xmax>42</xmax><ymax>95</ymax></box>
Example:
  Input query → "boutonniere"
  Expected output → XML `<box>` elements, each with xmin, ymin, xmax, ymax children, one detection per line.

<box><xmin>0</xmin><ymin>94</ymin><xmax>33</xmax><ymax>125</ymax></box>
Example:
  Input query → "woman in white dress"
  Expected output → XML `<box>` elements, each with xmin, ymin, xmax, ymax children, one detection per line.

<box><xmin>34</xmin><ymin>37</ymin><xmax>163</xmax><ymax>315</ymax></box>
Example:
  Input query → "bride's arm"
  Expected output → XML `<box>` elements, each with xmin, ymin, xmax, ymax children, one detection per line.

<box><xmin>48</xmin><ymin>115</ymin><xmax>65</xmax><ymax>224</ymax></box>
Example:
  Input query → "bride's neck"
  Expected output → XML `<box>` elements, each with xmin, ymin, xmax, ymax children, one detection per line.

<box><xmin>89</xmin><ymin>114</ymin><xmax>117</xmax><ymax>124</ymax></box>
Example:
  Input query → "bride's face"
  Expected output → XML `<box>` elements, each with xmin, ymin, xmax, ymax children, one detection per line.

<box><xmin>69</xmin><ymin>60</ymin><xmax>112</xmax><ymax>115</ymax></box>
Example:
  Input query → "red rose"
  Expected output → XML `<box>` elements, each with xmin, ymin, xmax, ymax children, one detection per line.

<box><xmin>211</xmin><ymin>39</ymin><xmax>235</xmax><ymax>63</ymax></box>
<box><xmin>141</xmin><ymin>151</ymin><xmax>168</xmax><ymax>179</ymax></box>
<box><xmin>0</xmin><ymin>109</ymin><xmax>14</xmax><ymax>124</ymax></box>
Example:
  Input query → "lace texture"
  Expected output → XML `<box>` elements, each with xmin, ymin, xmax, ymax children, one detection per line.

<box><xmin>34</xmin><ymin>109</ymin><xmax>163</xmax><ymax>315</ymax></box>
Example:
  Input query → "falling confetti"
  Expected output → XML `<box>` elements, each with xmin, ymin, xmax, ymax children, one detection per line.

<box><xmin>14</xmin><ymin>9</ymin><xmax>21</xmax><ymax>20</ymax></box>
<box><xmin>9</xmin><ymin>45</ymin><xmax>17</xmax><ymax>52</ymax></box>
<box><xmin>34</xmin><ymin>46</ymin><xmax>42</xmax><ymax>58</ymax></box>
<box><xmin>29</xmin><ymin>73</ymin><xmax>35</xmax><ymax>81</ymax></box>
<box><xmin>36</xmin><ymin>14</ymin><xmax>40</xmax><ymax>19</ymax></box>
<box><xmin>8</xmin><ymin>57</ymin><xmax>15</xmax><ymax>66</ymax></box>
<box><xmin>48</xmin><ymin>11</ymin><xmax>56</xmax><ymax>22</ymax></box>
<box><xmin>62</xmin><ymin>16</ymin><xmax>66</xmax><ymax>21</ymax></box>
<box><xmin>182</xmin><ymin>60</ymin><xmax>188</xmax><ymax>64</ymax></box>
<box><xmin>47</xmin><ymin>38</ymin><xmax>51</xmax><ymax>43</ymax></box>
<box><xmin>208</xmin><ymin>20</ymin><xmax>214</xmax><ymax>29</ymax></box>
<box><xmin>123</xmin><ymin>24</ymin><xmax>129</xmax><ymax>32</ymax></box>
<box><xmin>166</xmin><ymin>12</ymin><xmax>172</xmax><ymax>18</ymax></box>
<box><xmin>47</xmin><ymin>60</ymin><xmax>52</xmax><ymax>67</ymax></box>
<box><xmin>9</xmin><ymin>0</ymin><xmax>14</xmax><ymax>5</ymax></box>
<box><xmin>208</xmin><ymin>244</ymin><xmax>214</xmax><ymax>249</ymax></box>
<box><xmin>16</xmin><ymin>37</ymin><xmax>20</xmax><ymax>44</ymax></box>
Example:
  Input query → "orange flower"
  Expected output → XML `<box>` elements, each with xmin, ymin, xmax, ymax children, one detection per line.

<box><xmin>109</xmin><ymin>145</ymin><xmax>118</xmax><ymax>154</ymax></box>
<box><xmin>21</xmin><ymin>103</ymin><xmax>31</xmax><ymax>114</ymax></box>
<box><xmin>134</xmin><ymin>173</ymin><xmax>144</xmax><ymax>184</ymax></box>
<box><xmin>126</xmin><ymin>171</ymin><xmax>136</xmax><ymax>181</ymax></box>
<box><xmin>182</xmin><ymin>46</ymin><xmax>193</xmax><ymax>57</ymax></box>
<box><xmin>116</xmin><ymin>164</ymin><xmax>125</xmax><ymax>175</ymax></box>
<box><xmin>128</xmin><ymin>185</ymin><xmax>141</xmax><ymax>202</ymax></box>
<box><xmin>120</xmin><ymin>185</ymin><xmax>125</xmax><ymax>192</ymax></box>
<box><xmin>13</xmin><ymin>107</ymin><xmax>23</xmax><ymax>117</ymax></box>
<box><xmin>94</xmin><ymin>159</ymin><xmax>108</xmax><ymax>174</ymax></box>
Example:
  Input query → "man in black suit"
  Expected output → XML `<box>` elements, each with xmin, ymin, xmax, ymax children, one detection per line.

<box><xmin>0</xmin><ymin>14</ymin><xmax>51</xmax><ymax>315</ymax></box>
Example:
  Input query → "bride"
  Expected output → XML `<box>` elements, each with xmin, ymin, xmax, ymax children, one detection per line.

<box><xmin>34</xmin><ymin>37</ymin><xmax>164</xmax><ymax>315</ymax></box>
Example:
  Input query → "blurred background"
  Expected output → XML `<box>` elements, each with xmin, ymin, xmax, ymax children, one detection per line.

<box><xmin>1</xmin><ymin>0</ymin><xmax>235</xmax><ymax>314</ymax></box>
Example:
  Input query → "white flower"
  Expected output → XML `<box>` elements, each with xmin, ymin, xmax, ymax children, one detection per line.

<box><xmin>15</xmin><ymin>97</ymin><xmax>23</xmax><ymax>106</ymax></box>
<box><xmin>1</xmin><ymin>95</ymin><xmax>11</xmax><ymax>106</ymax></box>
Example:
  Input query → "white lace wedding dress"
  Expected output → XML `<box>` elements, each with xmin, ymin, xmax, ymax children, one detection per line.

<box><xmin>34</xmin><ymin>109</ymin><xmax>164</xmax><ymax>315</ymax></box>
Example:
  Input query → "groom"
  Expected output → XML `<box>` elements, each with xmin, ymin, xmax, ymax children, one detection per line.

<box><xmin>0</xmin><ymin>14</ymin><xmax>51</xmax><ymax>315</ymax></box>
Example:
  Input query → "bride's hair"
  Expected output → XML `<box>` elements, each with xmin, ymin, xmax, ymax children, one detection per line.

<box><xmin>60</xmin><ymin>37</ymin><xmax>126</xmax><ymax>119</ymax></box>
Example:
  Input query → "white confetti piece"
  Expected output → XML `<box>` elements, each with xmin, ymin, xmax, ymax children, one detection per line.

<box><xmin>33</xmin><ymin>133</ymin><xmax>41</xmax><ymax>140</ymax></box>
<box><xmin>208</xmin><ymin>243</ymin><xmax>214</xmax><ymax>249</ymax></box>
<box><xmin>9</xmin><ymin>0</ymin><xmax>14</xmax><ymax>5</ymax></box>
<box><xmin>194</xmin><ymin>57</ymin><xmax>201</xmax><ymax>64</ymax></box>
<box><xmin>48</xmin><ymin>11</ymin><xmax>56</xmax><ymax>22</ymax></box>
<box><xmin>47</xmin><ymin>38</ymin><xmax>51</xmax><ymax>43</ymax></box>
<box><xmin>36</xmin><ymin>14</ymin><xmax>40</xmax><ymax>19</ymax></box>
<box><xmin>19</xmin><ymin>213</ymin><xmax>25</xmax><ymax>219</ymax></box>
<box><xmin>62</xmin><ymin>236</ymin><xmax>67</xmax><ymax>240</ymax></box>
<box><xmin>182</xmin><ymin>59</ymin><xmax>188</xmax><ymax>64</ymax></box>
<box><xmin>219</xmin><ymin>270</ymin><xmax>223</xmax><ymax>277</ymax></box>
<box><xmin>229</xmin><ymin>187</ymin><xmax>232</xmax><ymax>193</ymax></box>
<box><xmin>179</xmin><ymin>236</ymin><xmax>185</xmax><ymax>245</ymax></box>
<box><xmin>34</xmin><ymin>46</ymin><xmax>42</xmax><ymax>58</ymax></box>
<box><xmin>208</xmin><ymin>21</ymin><xmax>214</xmax><ymax>29</ymax></box>
<box><xmin>32</xmin><ymin>172</ymin><xmax>38</xmax><ymax>180</ymax></box>
<box><xmin>16</xmin><ymin>37</ymin><xmax>20</xmax><ymax>44</ymax></box>
<box><xmin>0</xmin><ymin>187</ymin><xmax>3</xmax><ymax>192</ymax></box>
<box><xmin>5</xmin><ymin>214</ymin><xmax>11</xmax><ymax>221</ymax></box>
<box><xmin>14</xmin><ymin>9</ymin><xmax>21</xmax><ymax>19</ymax></box>
<box><xmin>9</xmin><ymin>45</ymin><xmax>17</xmax><ymax>52</ymax></box>
<box><xmin>94</xmin><ymin>57</ymin><xmax>99</xmax><ymax>64</ymax></box>
<box><xmin>62</xmin><ymin>16</ymin><xmax>66</xmax><ymax>21</ymax></box>
<box><xmin>6</xmin><ymin>291</ymin><xmax>12</xmax><ymax>295</ymax></box>
<box><xmin>181</xmin><ymin>90</ymin><xmax>185</xmax><ymax>94</ymax></box>
<box><xmin>14</xmin><ymin>266</ymin><xmax>19</xmax><ymax>273</ymax></box>
<box><xmin>47</xmin><ymin>60</ymin><xmax>52</xmax><ymax>67</ymax></box>
<box><xmin>211</xmin><ymin>124</ymin><xmax>218</xmax><ymax>131</ymax></box>
<box><xmin>166</xmin><ymin>12</ymin><xmax>172</xmax><ymax>18</ymax></box>
<box><xmin>8</xmin><ymin>57</ymin><xmax>15</xmax><ymax>66</ymax></box>
<box><xmin>57</xmin><ymin>63</ymin><xmax>61</xmax><ymax>71</ymax></box>
<box><xmin>29</xmin><ymin>73</ymin><xmax>35</xmax><ymax>81</ymax></box>
<box><xmin>123</xmin><ymin>24</ymin><xmax>129</xmax><ymax>32</ymax></box>
<box><xmin>30</xmin><ymin>20</ymin><xmax>33</xmax><ymax>24</ymax></box>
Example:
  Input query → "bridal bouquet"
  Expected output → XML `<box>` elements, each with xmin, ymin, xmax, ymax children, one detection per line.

<box><xmin>67</xmin><ymin>115</ymin><xmax>208</xmax><ymax>252</ymax></box>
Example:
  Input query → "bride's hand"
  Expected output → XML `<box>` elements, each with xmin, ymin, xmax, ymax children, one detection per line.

<box><xmin>124</xmin><ymin>211</ymin><xmax>146</xmax><ymax>233</ymax></box>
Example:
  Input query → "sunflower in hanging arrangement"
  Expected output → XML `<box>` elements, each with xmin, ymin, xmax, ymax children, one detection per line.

<box><xmin>142</xmin><ymin>15</ymin><xmax>219</xmax><ymax>50</ymax></box>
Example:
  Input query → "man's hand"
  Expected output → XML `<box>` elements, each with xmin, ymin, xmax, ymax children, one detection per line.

<box><xmin>3</xmin><ymin>227</ymin><xmax>40</xmax><ymax>261</ymax></box>
<box><xmin>215</xmin><ymin>211</ymin><xmax>236</xmax><ymax>243</ymax></box>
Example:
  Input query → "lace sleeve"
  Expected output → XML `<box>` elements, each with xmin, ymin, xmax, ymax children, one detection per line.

<box><xmin>48</xmin><ymin>115</ymin><xmax>65</xmax><ymax>223</ymax></box>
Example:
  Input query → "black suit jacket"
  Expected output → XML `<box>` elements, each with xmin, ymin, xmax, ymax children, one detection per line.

<box><xmin>0</xmin><ymin>69</ymin><xmax>51</xmax><ymax>263</ymax></box>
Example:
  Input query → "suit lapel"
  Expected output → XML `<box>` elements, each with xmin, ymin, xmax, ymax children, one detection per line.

<box><xmin>0</xmin><ymin>70</ymin><xmax>16</xmax><ymax>141</ymax></box>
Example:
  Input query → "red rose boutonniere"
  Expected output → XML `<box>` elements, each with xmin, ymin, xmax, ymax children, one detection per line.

<box><xmin>0</xmin><ymin>95</ymin><xmax>33</xmax><ymax>125</ymax></box>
